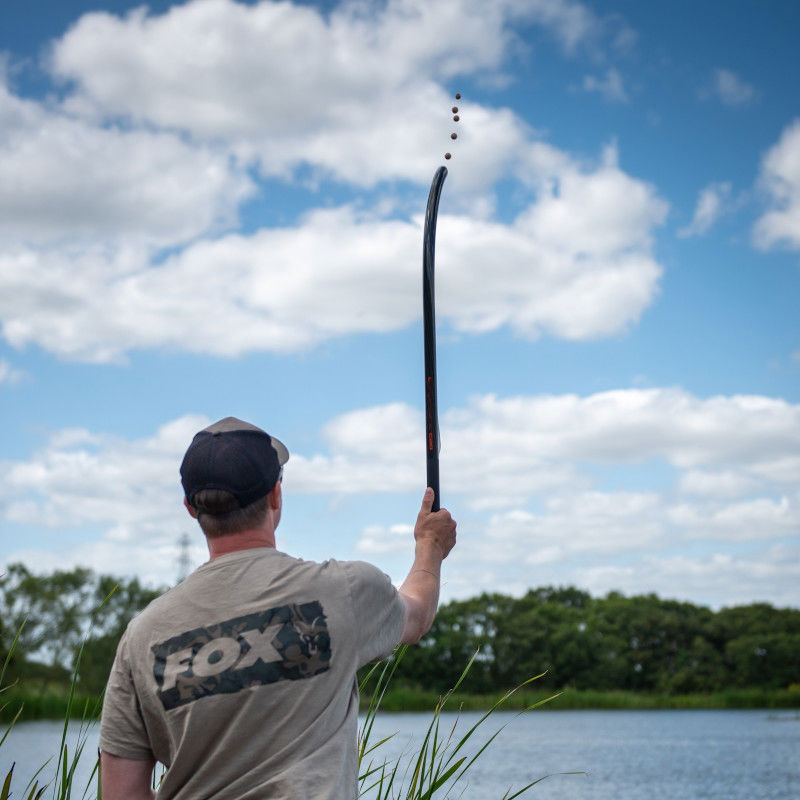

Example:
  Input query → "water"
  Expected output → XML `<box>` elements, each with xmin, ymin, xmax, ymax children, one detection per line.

<box><xmin>3</xmin><ymin>710</ymin><xmax>799</xmax><ymax>799</ymax></box>
<box><xmin>361</xmin><ymin>710</ymin><xmax>800</xmax><ymax>800</ymax></box>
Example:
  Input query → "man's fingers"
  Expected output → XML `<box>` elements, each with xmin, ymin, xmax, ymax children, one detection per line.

<box><xmin>419</xmin><ymin>487</ymin><xmax>435</xmax><ymax>515</ymax></box>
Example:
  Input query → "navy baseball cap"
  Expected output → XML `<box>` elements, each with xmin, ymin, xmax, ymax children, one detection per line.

<box><xmin>180</xmin><ymin>417</ymin><xmax>290</xmax><ymax>510</ymax></box>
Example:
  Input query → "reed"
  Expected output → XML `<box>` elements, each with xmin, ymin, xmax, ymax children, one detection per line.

<box><xmin>1</xmin><ymin>629</ymin><xmax>102</xmax><ymax>800</ymax></box>
<box><xmin>357</xmin><ymin>647</ymin><xmax>578</xmax><ymax>799</ymax></box>
<box><xmin>2</xmin><ymin>642</ymin><xmax>569</xmax><ymax>800</ymax></box>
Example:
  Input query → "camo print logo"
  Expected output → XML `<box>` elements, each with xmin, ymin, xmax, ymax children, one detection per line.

<box><xmin>151</xmin><ymin>601</ymin><xmax>331</xmax><ymax>710</ymax></box>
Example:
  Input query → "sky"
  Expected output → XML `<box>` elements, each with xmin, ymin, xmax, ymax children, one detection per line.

<box><xmin>0</xmin><ymin>0</ymin><xmax>798</xmax><ymax>610</ymax></box>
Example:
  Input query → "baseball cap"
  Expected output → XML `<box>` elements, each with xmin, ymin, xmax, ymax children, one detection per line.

<box><xmin>180</xmin><ymin>417</ymin><xmax>290</xmax><ymax>511</ymax></box>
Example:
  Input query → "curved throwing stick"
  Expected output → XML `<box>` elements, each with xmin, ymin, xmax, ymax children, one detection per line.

<box><xmin>423</xmin><ymin>166</ymin><xmax>447</xmax><ymax>512</ymax></box>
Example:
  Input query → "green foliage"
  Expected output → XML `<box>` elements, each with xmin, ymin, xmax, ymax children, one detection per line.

<box><xmin>4</xmin><ymin>565</ymin><xmax>800</xmax><ymax>722</ymax></box>
<box><xmin>389</xmin><ymin>587</ymin><xmax>800</xmax><ymax>696</ymax></box>
<box><xmin>725</xmin><ymin>633</ymin><xmax>800</xmax><ymax>689</ymax></box>
<box><xmin>0</xmin><ymin>563</ymin><xmax>165</xmax><ymax>697</ymax></box>
<box><xmin>0</xmin><ymin>564</ymin><xmax>94</xmax><ymax>680</ymax></box>
<box><xmin>78</xmin><ymin>575</ymin><xmax>163</xmax><ymax>695</ymax></box>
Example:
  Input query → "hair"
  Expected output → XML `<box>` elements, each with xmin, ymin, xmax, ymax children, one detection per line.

<box><xmin>191</xmin><ymin>488</ymin><xmax>271</xmax><ymax>538</ymax></box>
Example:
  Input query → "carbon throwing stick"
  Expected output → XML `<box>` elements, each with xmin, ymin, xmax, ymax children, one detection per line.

<box><xmin>422</xmin><ymin>94</ymin><xmax>460</xmax><ymax>511</ymax></box>
<box><xmin>422</xmin><ymin>165</ymin><xmax>447</xmax><ymax>512</ymax></box>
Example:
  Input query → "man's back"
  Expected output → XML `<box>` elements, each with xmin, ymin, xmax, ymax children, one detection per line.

<box><xmin>100</xmin><ymin>548</ymin><xmax>404</xmax><ymax>799</ymax></box>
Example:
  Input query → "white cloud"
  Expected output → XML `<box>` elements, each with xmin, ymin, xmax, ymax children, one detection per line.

<box><xmin>0</xmin><ymin>0</ymin><xmax>663</xmax><ymax>362</ymax></box>
<box><xmin>678</xmin><ymin>181</ymin><xmax>732</xmax><ymax>238</ymax></box>
<box><xmin>447</xmin><ymin>389</ymin><xmax>799</xmax><ymax>479</ymax></box>
<box><xmin>581</xmin><ymin>68</ymin><xmax>627</xmax><ymax>102</ymax></box>
<box><xmin>706</xmin><ymin>68</ymin><xmax>757</xmax><ymax>107</ymax></box>
<box><xmin>752</xmin><ymin>119</ymin><xmax>800</xmax><ymax>251</ymax></box>
<box><xmin>3</xmin><ymin>387</ymin><xmax>798</xmax><ymax>602</ymax></box>
<box><xmin>668</xmin><ymin>495</ymin><xmax>798</xmax><ymax>541</ymax></box>
<box><xmin>0</xmin><ymin>143</ymin><xmax>667</xmax><ymax>361</ymax></box>
<box><xmin>480</xmin><ymin>492</ymin><xmax>664</xmax><ymax>565</ymax></box>
<box><xmin>355</xmin><ymin>523</ymin><xmax>415</xmax><ymax>556</ymax></box>
<box><xmin>0</xmin><ymin>358</ymin><xmax>24</xmax><ymax>385</ymax></box>
<box><xmin>47</xmin><ymin>0</ymin><xmax>612</xmax><ymax>189</ymax></box>
<box><xmin>1</xmin><ymin>415</ymin><xmax>204</xmax><ymax>534</ymax></box>
<box><xmin>678</xmin><ymin>469</ymin><xmax>758</xmax><ymax>498</ymax></box>
<box><xmin>5</xmin><ymin>389</ymin><xmax>797</xmax><ymax>517</ymax></box>
<box><xmin>575</xmin><ymin>545</ymin><xmax>800</xmax><ymax>609</ymax></box>
<box><xmin>1</xmin><ymin>538</ymin><xmax>206</xmax><ymax>590</ymax></box>
<box><xmin>0</xmin><ymin>80</ymin><xmax>253</xmax><ymax>247</ymax></box>
<box><xmin>523</xmin><ymin>0</ymin><xmax>602</xmax><ymax>54</ymax></box>
<box><xmin>279</xmin><ymin>388</ymin><xmax>800</xmax><ymax>513</ymax></box>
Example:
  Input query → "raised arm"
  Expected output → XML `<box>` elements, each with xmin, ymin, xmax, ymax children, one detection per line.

<box><xmin>398</xmin><ymin>488</ymin><xmax>457</xmax><ymax>644</ymax></box>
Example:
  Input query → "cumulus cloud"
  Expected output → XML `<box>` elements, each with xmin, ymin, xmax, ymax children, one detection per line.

<box><xmin>575</xmin><ymin>545</ymin><xmax>800</xmax><ymax>609</ymax></box>
<box><xmin>47</xmin><ymin>0</ymin><xmax>619</xmax><ymax>189</ymax></box>
<box><xmin>677</xmin><ymin>469</ymin><xmax>758</xmax><ymax>498</ymax></box>
<box><xmin>0</xmin><ymin>0</ymin><xmax>664</xmax><ymax>362</ymax></box>
<box><xmin>705</xmin><ymin>68</ymin><xmax>757</xmax><ymax>107</ymax></box>
<box><xmin>1</xmin><ymin>538</ymin><xmax>206</xmax><ymax>591</ymax></box>
<box><xmin>4</xmin><ymin>390</ymin><xmax>798</xmax><ymax>518</ymax></box>
<box><xmin>678</xmin><ymin>181</ymin><xmax>733</xmax><ymax>238</ymax></box>
<box><xmin>581</xmin><ymin>68</ymin><xmax>628</xmax><ymax>102</ymax></box>
<box><xmin>668</xmin><ymin>496</ymin><xmax>799</xmax><ymax>542</ymax></box>
<box><xmin>355</xmin><ymin>523</ymin><xmax>415</xmax><ymax>556</ymax></box>
<box><xmin>445</xmin><ymin>389</ymin><xmax>799</xmax><ymax>482</ymax></box>
<box><xmin>481</xmin><ymin>492</ymin><xmax>665</xmax><ymax>565</ymax></box>
<box><xmin>752</xmin><ymin>119</ymin><xmax>800</xmax><ymax>251</ymax></box>
<box><xmin>0</xmin><ymin>358</ymin><xmax>24</xmax><ymax>385</ymax></box>
<box><xmin>0</xmin><ymin>80</ymin><xmax>253</xmax><ymax>247</ymax></box>
<box><xmin>46</xmin><ymin>0</ymin><xmax>518</xmax><ymax>187</ymax></box>
<box><xmin>0</xmin><ymin>142</ymin><xmax>667</xmax><ymax>361</ymax></box>
<box><xmin>3</xmin><ymin>387</ymin><xmax>798</xmax><ymax>602</ymax></box>
<box><xmin>1</xmin><ymin>415</ymin><xmax>203</xmax><ymax>534</ymax></box>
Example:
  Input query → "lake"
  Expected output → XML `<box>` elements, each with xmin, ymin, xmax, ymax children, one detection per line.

<box><xmin>3</xmin><ymin>710</ymin><xmax>799</xmax><ymax>798</ymax></box>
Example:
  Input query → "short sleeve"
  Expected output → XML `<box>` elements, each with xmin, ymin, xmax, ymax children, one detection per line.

<box><xmin>99</xmin><ymin>628</ymin><xmax>154</xmax><ymax>761</ymax></box>
<box><xmin>341</xmin><ymin>560</ymin><xmax>405</xmax><ymax>666</ymax></box>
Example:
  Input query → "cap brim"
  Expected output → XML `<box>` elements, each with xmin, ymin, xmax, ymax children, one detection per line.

<box><xmin>270</xmin><ymin>436</ymin><xmax>290</xmax><ymax>466</ymax></box>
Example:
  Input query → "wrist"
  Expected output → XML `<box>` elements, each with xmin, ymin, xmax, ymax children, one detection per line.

<box><xmin>414</xmin><ymin>538</ymin><xmax>445</xmax><ymax>564</ymax></box>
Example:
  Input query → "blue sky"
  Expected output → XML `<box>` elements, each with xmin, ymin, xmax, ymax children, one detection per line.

<box><xmin>0</xmin><ymin>0</ymin><xmax>798</xmax><ymax>608</ymax></box>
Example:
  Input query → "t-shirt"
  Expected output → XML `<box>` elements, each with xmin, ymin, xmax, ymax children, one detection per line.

<box><xmin>99</xmin><ymin>547</ymin><xmax>406</xmax><ymax>799</ymax></box>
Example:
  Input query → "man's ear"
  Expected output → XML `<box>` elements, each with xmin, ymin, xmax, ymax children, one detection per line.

<box><xmin>268</xmin><ymin>480</ymin><xmax>282</xmax><ymax>510</ymax></box>
<box><xmin>183</xmin><ymin>497</ymin><xmax>198</xmax><ymax>518</ymax></box>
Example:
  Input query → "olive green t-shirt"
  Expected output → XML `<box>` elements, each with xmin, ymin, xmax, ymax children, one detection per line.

<box><xmin>99</xmin><ymin>548</ymin><xmax>406</xmax><ymax>799</ymax></box>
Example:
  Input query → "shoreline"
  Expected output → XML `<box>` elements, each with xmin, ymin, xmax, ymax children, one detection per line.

<box><xmin>364</xmin><ymin>687</ymin><xmax>800</xmax><ymax>713</ymax></box>
<box><xmin>4</xmin><ymin>686</ymin><xmax>799</xmax><ymax>723</ymax></box>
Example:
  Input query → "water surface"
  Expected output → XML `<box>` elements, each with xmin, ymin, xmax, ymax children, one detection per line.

<box><xmin>3</xmin><ymin>710</ymin><xmax>798</xmax><ymax>798</ymax></box>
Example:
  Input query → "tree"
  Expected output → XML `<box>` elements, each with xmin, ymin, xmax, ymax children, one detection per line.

<box><xmin>726</xmin><ymin>633</ymin><xmax>800</xmax><ymax>689</ymax></box>
<box><xmin>0</xmin><ymin>563</ymin><xmax>94</xmax><ymax>685</ymax></box>
<box><xmin>77</xmin><ymin>575</ymin><xmax>162</xmax><ymax>695</ymax></box>
<box><xmin>0</xmin><ymin>563</ymin><xmax>164</xmax><ymax>693</ymax></box>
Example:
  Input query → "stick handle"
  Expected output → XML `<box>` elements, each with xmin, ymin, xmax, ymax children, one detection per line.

<box><xmin>423</xmin><ymin>166</ymin><xmax>447</xmax><ymax>512</ymax></box>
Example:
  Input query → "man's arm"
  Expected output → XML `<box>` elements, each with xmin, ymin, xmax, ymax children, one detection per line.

<box><xmin>100</xmin><ymin>751</ymin><xmax>157</xmax><ymax>800</ymax></box>
<box><xmin>398</xmin><ymin>487</ymin><xmax>457</xmax><ymax>644</ymax></box>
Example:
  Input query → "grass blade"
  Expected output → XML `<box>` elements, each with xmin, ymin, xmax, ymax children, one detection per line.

<box><xmin>1</xmin><ymin>765</ymin><xmax>14</xmax><ymax>800</ymax></box>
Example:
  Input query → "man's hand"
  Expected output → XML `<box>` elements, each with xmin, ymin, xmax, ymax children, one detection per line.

<box><xmin>414</xmin><ymin>487</ymin><xmax>457</xmax><ymax>559</ymax></box>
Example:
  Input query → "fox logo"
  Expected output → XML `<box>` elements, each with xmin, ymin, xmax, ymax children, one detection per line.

<box><xmin>151</xmin><ymin>601</ymin><xmax>331</xmax><ymax>710</ymax></box>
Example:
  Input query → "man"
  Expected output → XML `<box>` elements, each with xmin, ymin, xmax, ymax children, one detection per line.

<box><xmin>99</xmin><ymin>417</ymin><xmax>457</xmax><ymax>799</ymax></box>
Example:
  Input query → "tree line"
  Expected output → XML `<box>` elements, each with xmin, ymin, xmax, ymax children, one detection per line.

<box><xmin>2</xmin><ymin>564</ymin><xmax>798</xmax><ymax>697</ymax></box>
<box><xmin>394</xmin><ymin>586</ymin><xmax>800</xmax><ymax>694</ymax></box>
<box><xmin>0</xmin><ymin>563</ymin><xmax>163</xmax><ymax>695</ymax></box>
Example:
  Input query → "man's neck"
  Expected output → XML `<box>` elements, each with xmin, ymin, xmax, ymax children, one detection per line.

<box><xmin>206</xmin><ymin>529</ymin><xmax>277</xmax><ymax>560</ymax></box>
